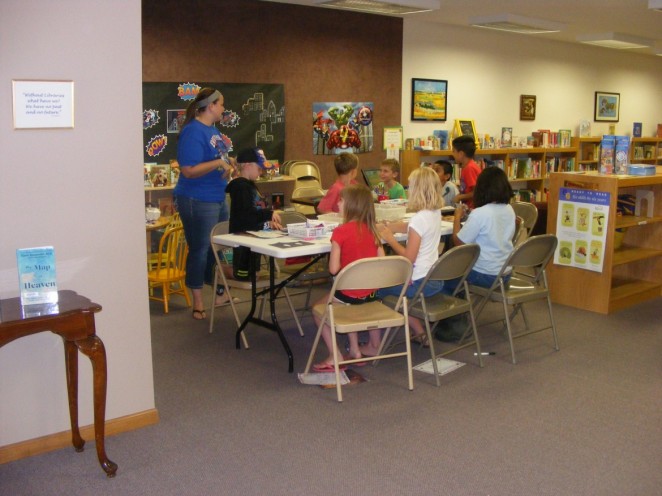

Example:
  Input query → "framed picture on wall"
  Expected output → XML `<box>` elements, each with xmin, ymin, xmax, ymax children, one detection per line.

<box><xmin>411</xmin><ymin>78</ymin><xmax>447</xmax><ymax>121</ymax></box>
<box><xmin>594</xmin><ymin>91</ymin><xmax>620</xmax><ymax>122</ymax></box>
<box><xmin>520</xmin><ymin>94</ymin><xmax>536</xmax><ymax>121</ymax></box>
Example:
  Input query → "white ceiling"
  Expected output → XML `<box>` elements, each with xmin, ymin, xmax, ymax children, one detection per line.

<box><xmin>262</xmin><ymin>0</ymin><xmax>662</xmax><ymax>57</ymax></box>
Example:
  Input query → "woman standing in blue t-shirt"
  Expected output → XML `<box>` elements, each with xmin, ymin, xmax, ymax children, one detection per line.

<box><xmin>175</xmin><ymin>87</ymin><xmax>234</xmax><ymax>320</ymax></box>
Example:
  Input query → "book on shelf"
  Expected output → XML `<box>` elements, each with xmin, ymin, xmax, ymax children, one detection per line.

<box><xmin>632</xmin><ymin>122</ymin><xmax>642</xmax><ymax>138</ymax></box>
<box><xmin>433</xmin><ymin>130</ymin><xmax>449</xmax><ymax>150</ymax></box>
<box><xmin>538</xmin><ymin>129</ymin><xmax>550</xmax><ymax>148</ymax></box>
<box><xmin>531</xmin><ymin>131</ymin><xmax>542</xmax><ymax>147</ymax></box>
<box><xmin>484</xmin><ymin>159</ymin><xmax>505</xmax><ymax>170</ymax></box>
<box><xmin>16</xmin><ymin>246</ymin><xmax>58</xmax><ymax>305</ymax></box>
<box><xmin>501</xmin><ymin>127</ymin><xmax>512</xmax><ymax>147</ymax></box>
<box><xmin>546</xmin><ymin>156</ymin><xmax>575</xmax><ymax>173</ymax></box>
<box><xmin>579</xmin><ymin>120</ymin><xmax>591</xmax><ymax>137</ymax></box>
<box><xmin>512</xmin><ymin>158</ymin><xmax>540</xmax><ymax>179</ymax></box>
<box><xmin>657</xmin><ymin>124</ymin><xmax>662</xmax><ymax>138</ymax></box>
<box><xmin>600</xmin><ymin>135</ymin><xmax>615</xmax><ymax>174</ymax></box>
<box><xmin>549</xmin><ymin>132</ymin><xmax>559</xmax><ymax>148</ymax></box>
<box><xmin>643</xmin><ymin>145</ymin><xmax>655</xmax><ymax>160</ymax></box>
<box><xmin>633</xmin><ymin>145</ymin><xmax>644</xmax><ymax>159</ymax></box>
<box><xmin>614</xmin><ymin>136</ymin><xmax>629</xmax><ymax>175</ymax></box>
<box><xmin>559</xmin><ymin>129</ymin><xmax>571</xmax><ymax>148</ymax></box>
<box><xmin>513</xmin><ymin>188</ymin><xmax>543</xmax><ymax>202</ymax></box>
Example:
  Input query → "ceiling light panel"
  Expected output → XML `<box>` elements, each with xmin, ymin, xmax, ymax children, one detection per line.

<box><xmin>577</xmin><ymin>32</ymin><xmax>652</xmax><ymax>49</ymax></box>
<box><xmin>469</xmin><ymin>14</ymin><xmax>565</xmax><ymax>34</ymax></box>
<box><xmin>313</xmin><ymin>0</ymin><xmax>440</xmax><ymax>15</ymax></box>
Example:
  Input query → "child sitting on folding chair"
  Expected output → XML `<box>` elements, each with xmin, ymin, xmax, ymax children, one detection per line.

<box><xmin>436</xmin><ymin>166</ymin><xmax>517</xmax><ymax>342</ymax></box>
<box><xmin>311</xmin><ymin>184</ymin><xmax>385</xmax><ymax>372</ymax></box>
<box><xmin>363</xmin><ymin>166</ymin><xmax>445</xmax><ymax>352</ymax></box>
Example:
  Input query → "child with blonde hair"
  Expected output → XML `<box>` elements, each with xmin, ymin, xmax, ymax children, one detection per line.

<box><xmin>361</xmin><ymin>167</ymin><xmax>444</xmax><ymax>353</ymax></box>
<box><xmin>312</xmin><ymin>184</ymin><xmax>385</xmax><ymax>371</ymax></box>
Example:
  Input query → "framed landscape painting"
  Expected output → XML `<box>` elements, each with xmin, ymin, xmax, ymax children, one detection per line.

<box><xmin>411</xmin><ymin>78</ymin><xmax>447</xmax><ymax>121</ymax></box>
<box><xmin>594</xmin><ymin>91</ymin><xmax>620</xmax><ymax>122</ymax></box>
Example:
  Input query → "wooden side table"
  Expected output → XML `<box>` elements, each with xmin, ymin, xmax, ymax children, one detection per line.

<box><xmin>0</xmin><ymin>290</ymin><xmax>117</xmax><ymax>477</ymax></box>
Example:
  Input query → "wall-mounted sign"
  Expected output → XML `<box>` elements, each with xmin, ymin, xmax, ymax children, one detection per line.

<box><xmin>12</xmin><ymin>80</ymin><xmax>74</xmax><ymax>129</ymax></box>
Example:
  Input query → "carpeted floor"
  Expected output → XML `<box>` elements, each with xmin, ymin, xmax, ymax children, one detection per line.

<box><xmin>1</xmin><ymin>283</ymin><xmax>661</xmax><ymax>496</ymax></box>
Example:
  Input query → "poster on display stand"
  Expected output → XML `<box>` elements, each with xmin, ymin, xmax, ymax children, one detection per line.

<box><xmin>554</xmin><ymin>187</ymin><xmax>611</xmax><ymax>273</ymax></box>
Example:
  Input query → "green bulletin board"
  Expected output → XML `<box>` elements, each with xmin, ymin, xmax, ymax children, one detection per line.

<box><xmin>142</xmin><ymin>82</ymin><xmax>285</xmax><ymax>165</ymax></box>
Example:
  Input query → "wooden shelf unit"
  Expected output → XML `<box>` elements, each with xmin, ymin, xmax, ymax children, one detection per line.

<box><xmin>401</xmin><ymin>145</ymin><xmax>578</xmax><ymax>201</ymax></box>
<box><xmin>573</xmin><ymin>137</ymin><xmax>601</xmax><ymax>172</ymax></box>
<box><xmin>630</xmin><ymin>137</ymin><xmax>662</xmax><ymax>165</ymax></box>
<box><xmin>547</xmin><ymin>172</ymin><xmax>662</xmax><ymax>314</ymax></box>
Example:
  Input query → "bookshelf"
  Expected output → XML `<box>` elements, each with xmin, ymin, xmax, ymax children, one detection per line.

<box><xmin>630</xmin><ymin>137</ymin><xmax>662</xmax><ymax>166</ymax></box>
<box><xmin>573</xmin><ymin>137</ymin><xmax>601</xmax><ymax>172</ymax></box>
<box><xmin>400</xmin><ymin>144</ymin><xmax>578</xmax><ymax>202</ymax></box>
<box><xmin>547</xmin><ymin>172</ymin><xmax>662</xmax><ymax>314</ymax></box>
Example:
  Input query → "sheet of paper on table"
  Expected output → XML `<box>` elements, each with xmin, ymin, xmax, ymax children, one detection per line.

<box><xmin>414</xmin><ymin>358</ymin><xmax>465</xmax><ymax>376</ymax></box>
<box><xmin>246</xmin><ymin>230</ymin><xmax>287</xmax><ymax>239</ymax></box>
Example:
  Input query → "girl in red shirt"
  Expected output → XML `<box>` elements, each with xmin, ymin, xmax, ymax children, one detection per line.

<box><xmin>312</xmin><ymin>184</ymin><xmax>385</xmax><ymax>371</ymax></box>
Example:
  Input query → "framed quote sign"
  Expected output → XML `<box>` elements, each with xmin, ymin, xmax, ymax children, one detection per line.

<box><xmin>12</xmin><ymin>80</ymin><xmax>75</xmax><ymax>129</ymax></box>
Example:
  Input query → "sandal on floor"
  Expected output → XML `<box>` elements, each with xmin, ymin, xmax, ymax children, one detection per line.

<box><xmin>410</xmin><ymin>334</ymin><xmax>430</xmax><ymax>348</ymax></box>
<box><xmin>192</xmin><ymin>309</ymin><xmax>206</xmax><ymax>320</ymax></box>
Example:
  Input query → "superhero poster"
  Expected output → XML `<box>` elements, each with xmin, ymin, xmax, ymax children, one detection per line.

<box><xmin>312</xmin><ymin>102</ymin><xmax>374</xmax><ymax>155</ymax></box>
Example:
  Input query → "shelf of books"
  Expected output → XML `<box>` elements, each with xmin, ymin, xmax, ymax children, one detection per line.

<box><xmin>630</xmin><ymin>137</ymin><xmax>662</xmax><ymax>166</ymax></box>
<box><xmin>573</xmin><ymin>137</ymin><xmax>601</xmax><ymax>172</ymax></box>
<box><xmin>401</xmin><ymin>144</ymin><xmax>578</xmax><ymax>202</ymax></box>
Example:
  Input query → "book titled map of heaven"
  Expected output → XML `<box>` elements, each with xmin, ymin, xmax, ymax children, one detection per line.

<box><xmin>16</xmin><ymin>246</ymin><xmax>58</xmax><ymax>305</ymax></box>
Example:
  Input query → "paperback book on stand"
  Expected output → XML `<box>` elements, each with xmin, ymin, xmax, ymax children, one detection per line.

<box><xmin>16</xmin><ymin>246</ymin><xmax>58</xmax><ymax>305</ymax></box>
<box><xmin>614</xmin><ymin>136</ymin><xmax>630</xmax><ymax>175</ymax></box>
<box><xmin>600</xmin><ymin>135</ymin><xmax>615</xmax><ymax>175</ymax></box>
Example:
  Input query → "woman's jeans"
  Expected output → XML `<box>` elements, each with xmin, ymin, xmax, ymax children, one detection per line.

<box><xmin>175</xmin><ymin>195</ymin><xmax>228</xmax><ymax>289</ymax></box>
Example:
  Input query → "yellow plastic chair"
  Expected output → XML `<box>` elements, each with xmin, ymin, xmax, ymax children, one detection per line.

<box><xmin>303</xmin><ymin>256</ymin><xmax>413</xmax><ymax>402</ymax></box>
<box><xmin>147</xmin><ymin>225</ymin><xmax>191</xmax><ymax>313</ymax></box>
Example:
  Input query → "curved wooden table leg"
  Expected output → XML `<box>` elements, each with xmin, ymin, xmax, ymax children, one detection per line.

<box><xmin>64</xmin><ymin>340</ymin><xmax>84</xmax><ymax>452</ymax></box>
<box><xmin>76</xmin><ymin>335</ymin><xmax>118</xmax><ymax>478</ymax></box>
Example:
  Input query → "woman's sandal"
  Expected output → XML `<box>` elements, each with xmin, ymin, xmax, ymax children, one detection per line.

<box><xmin>410</xmin><ymin>333</ymin><xmax>430</xmax><ymax>348</ymax></box>
<box><xmin>192</xmin><ymin>309</ymin><xmax>206</xmax><ymax>320</ymax></box>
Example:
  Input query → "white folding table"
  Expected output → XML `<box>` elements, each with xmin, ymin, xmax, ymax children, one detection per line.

<box><xmin>213</xmin><ymin>221</ymin><xmax>452</xmax><ymax>372</ymax></box>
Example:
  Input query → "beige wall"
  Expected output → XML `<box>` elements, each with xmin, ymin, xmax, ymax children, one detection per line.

<box><xmin>401</xmin><ymin>20</ymin><xmax>662</xmax><ymax>144</ymax></box>
<box><xmin>0</xmin><ymin>0</ymin><xmax>153</xmax><ymax>447</ymax></box>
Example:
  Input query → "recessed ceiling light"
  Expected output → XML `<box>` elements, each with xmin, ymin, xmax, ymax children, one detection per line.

<box><xmin>469</xmin><ymin>14</ymin><xmax>565</xmax><ymax>34</ymax></box>
<box><xmin>313</xmin><ymin>0</ymin><xmax>440</xmax><ymax>15</ymax></box>
<box><xmin>577</xmin><ymin>32</ymin><xmax>652</xmax><ymax>49</ymax></box>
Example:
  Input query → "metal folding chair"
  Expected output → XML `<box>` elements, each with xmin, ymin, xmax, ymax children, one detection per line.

<box><xmin>303</xmin><ymin>256</ymin><xmax>413</xmax><ymax>402</ymax></box>
<box><xmin>468</xmin><ymin>234</ymin><xmax>560</xmax><ymax>364</ymax></box>
<box><xmin>381</xmin><ymin>244</ymin><xmax>483</xmax><ymax>386</ymax></box>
